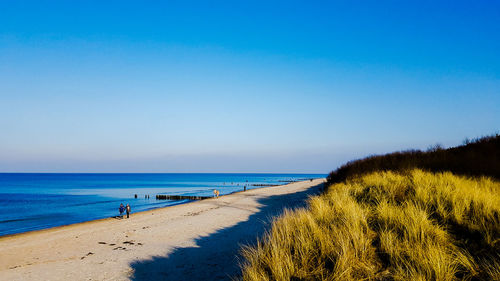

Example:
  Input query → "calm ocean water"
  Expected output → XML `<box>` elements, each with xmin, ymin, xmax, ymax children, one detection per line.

<box><xmin>0</xmin><ymin>173</ymin><xmax>324</xmax><ymax>236</ymax></box>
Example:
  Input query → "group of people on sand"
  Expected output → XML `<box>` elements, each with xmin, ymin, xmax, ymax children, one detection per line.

<box><xmin>212</xmin><ymin>185</ymin><xmax>248</xmax><ymax>198</ymax></box>
<box><xmin>213</xmin><ymin>189</ymin><xmax>220</xmax><ymax>198</ymax></box>
<box><xmin>119</xmin><ymin>203</ymin><xmax>131</xmax><ymax>219</ymax></box>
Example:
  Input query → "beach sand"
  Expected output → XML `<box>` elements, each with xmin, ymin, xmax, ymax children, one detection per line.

<box><xmin>0</xmin><ymin>179</ymin><xmax>325</xmax><ymax>281</ymax></box>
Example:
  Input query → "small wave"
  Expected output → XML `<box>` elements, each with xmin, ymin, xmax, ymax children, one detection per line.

<box><xmin>0</xmin><ymin>217</ymin><xmax>37</xmax><ymax>224</ymax></box>
<box><xmin>0</xmin><ymin>214</ymin><xmax>61</xmax><ymax>224</ymax></box>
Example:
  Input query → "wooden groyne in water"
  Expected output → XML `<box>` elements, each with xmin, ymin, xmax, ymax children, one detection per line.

<box><xmin>155</xmin><ymin>194</ymin><xmax>212</xmax><ymax>200</ymax></box>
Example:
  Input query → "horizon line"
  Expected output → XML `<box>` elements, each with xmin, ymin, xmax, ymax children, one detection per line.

<box><xmin>0</xmin><ymin>171</ymin><xmax>328</xmax><ymax>175</ymax></box>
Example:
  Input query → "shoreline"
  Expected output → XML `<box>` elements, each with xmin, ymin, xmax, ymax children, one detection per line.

<box><xmin>0</xmin><ymin>181</ymin><xmax>315</xmax><ymax>240</ymax></box>
<box><xmin>0</xmin><ymin>178</ymin><xmax>325</xmax><ymax>281</ymax></box>
<box><xmin>0</xmin><ymin>198</ymin><xmax>193</xmax><ymax>241</ymax></box>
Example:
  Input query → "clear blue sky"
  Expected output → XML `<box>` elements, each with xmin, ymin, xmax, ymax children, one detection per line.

<box><xmin>0</xmin><ymin>1</ymin><xmax>499</xmax><ymax>173</ymax></box>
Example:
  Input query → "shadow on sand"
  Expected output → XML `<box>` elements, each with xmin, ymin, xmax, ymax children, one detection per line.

<box><xmin>129</xmin><ymin>183</ymin><xmax>324</xmax><ymax>281</ymax></box>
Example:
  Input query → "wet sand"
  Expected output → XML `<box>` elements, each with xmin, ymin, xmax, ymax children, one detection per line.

<box><xmin>0</xmin><ymin>179</ymin><xmax>325</xmax><ymax>281</ymax></box>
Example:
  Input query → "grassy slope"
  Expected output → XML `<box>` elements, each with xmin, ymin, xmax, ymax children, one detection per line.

<box><xmin>240</xmin><ymin>170</ymin><xmax>500</xmax><ymax>280</ymax></box>
<box><xmin>240</xmin><ymin>136</ymin><xmax>500</xmax><ymax>280</ymax></box>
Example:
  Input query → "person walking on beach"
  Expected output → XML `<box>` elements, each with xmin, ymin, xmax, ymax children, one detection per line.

<box><xmin>119</xmin><ymin>203</ymin><xmax>125</xmax><ymax>219</ymax></box>
<box><xmin>126</xmin><ymin>204</ymin><xmax>131</xmax><ymax>219</ymax></box>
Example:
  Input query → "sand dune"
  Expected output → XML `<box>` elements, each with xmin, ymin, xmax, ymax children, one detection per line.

<box><xmin>0</xmin><ymin>179</ymin><xmax>325</xmax><ymax>281</ymax></box>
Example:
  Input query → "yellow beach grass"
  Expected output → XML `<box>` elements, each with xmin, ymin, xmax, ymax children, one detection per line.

<box><xmin>240</xmin><ymin>170</ymin><xmax>500</xmax><ymax>280</ymax></box>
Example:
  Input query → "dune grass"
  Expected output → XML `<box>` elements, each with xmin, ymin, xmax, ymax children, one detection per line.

<box><xmin>239</xmin><ymin>170</ymin><xmax>500</xmax><ymax>280</ymax></box>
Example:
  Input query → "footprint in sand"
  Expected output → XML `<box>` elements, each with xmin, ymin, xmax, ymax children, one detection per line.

<box><xmin>80</xmin><ymin>252</ymin><xmax>94</xmax><ymax>259</ymax></box>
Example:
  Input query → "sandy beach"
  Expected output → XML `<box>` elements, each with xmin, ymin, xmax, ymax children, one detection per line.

<box><xmin>0</xmin><ymin>179</ymin><xmax>325</xmax><ymax>281</ymax></box>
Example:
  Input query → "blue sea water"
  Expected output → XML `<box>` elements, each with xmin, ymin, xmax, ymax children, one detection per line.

<box><xmin>0</xmin><ymin>173</ymin><xmax>325</xmax><ymax>236</ymax></box>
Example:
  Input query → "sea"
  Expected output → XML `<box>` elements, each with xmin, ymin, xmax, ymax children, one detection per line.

<box><xmin>0</xmin><ymin>173</ymin><xmax>325</xmax><ymax>236</ymax></box>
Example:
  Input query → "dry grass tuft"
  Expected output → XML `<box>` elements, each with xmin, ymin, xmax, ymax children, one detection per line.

<box><xmin>240</xmin><ymin>170</ymin><xmax>500</xmax><ymax>281</ymax></box>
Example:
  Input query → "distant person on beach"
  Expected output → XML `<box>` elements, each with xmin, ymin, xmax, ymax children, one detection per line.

<box><xmin>126</xmin><ymin>204</ymin><xmax>131</xmax><ymax>219</ymax></box>
<box><xmin>213</xmin><ymin>189</ymin><xmax>220</xmax><ymax>198</ymax></box>
<box><xmin>119</xmin><ymin>203</ymin><xmax>125</xmax><ymax>218</ymax></box>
